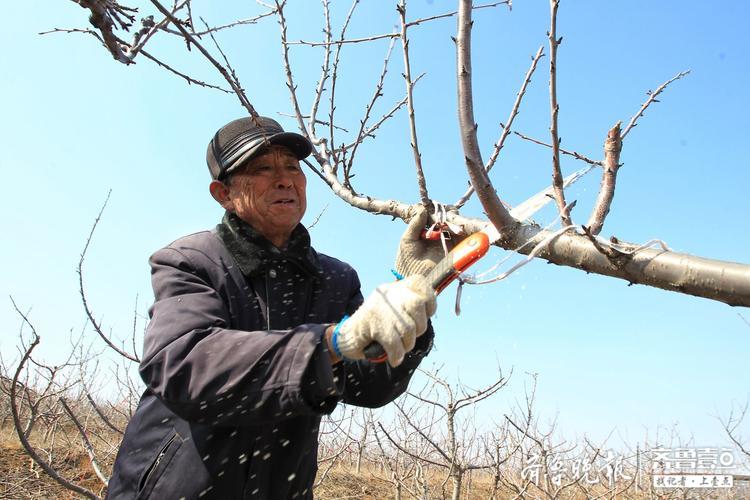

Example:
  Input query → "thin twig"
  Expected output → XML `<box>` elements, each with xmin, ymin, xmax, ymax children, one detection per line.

<box><xmin>621</xmin><ymin>71</ymin><xmax>690</xmax><ymax>140</ymax></box>
<box><xmin>78</xmin><ymin>190</ymin><xmax>140</xmax><ymax>363</ymax></box>
<box><xmin>274</xmin><ymin>1</ymin><xmax>309</xmax><ymax>139</ymax></box>
<box><xmin>291</xmin><ymin>2</ymin><xmax>509</xmax><ymax>46</ymax></box>
<box><xmin>398</xmin><ymin>0</ymin><xmax>429</xmax><ymax>205</ymax></box>
<box><xmin>60</xmin><ymin>399</ymin><xmax>109</xmax><ymax>487</ymax></box>
<box><xmin>127</xmin><ymin>0</ymin><xmax>190</xmax><ymax>61</ymax></box>
<box><xmin>140</xmin><ymin>49</ymin><xmax>232</xmax><ymax>92</ymax></box>
<box><xmin>307</xmin><ymin>203</ymin><xmax>329</xmax><ymax>230</ymax></box>
<box><xmin>513</xmin><ymin>131</ymin><xmax>602</xmax><ymax>166</ymax></box>
<box><xmin>345</xmin><ymin>38</ymin><xmax>397</xmax><ymax>186</ymax></box>
<box><xmin>327</xmin><ymin>0</ymin><xmax>359</xmax><ymax>169</ymax></box>
<box><xmin>308</xmin><ymin>0</ymin><xmax>333</xmax><ymax>140</ymax></box>
<box><xmin>160</xmin><ymin>10</ymin><xmax>277</xmax><ymax>37</ymax></box>
<box><xmin>148</xmin><ymin>0</ymin><xmax>260</xmax><ymax>116</ymax></box>
<box><xmin>338</xmin><ymin>75</ymin><xmax>423</xmax><ymax>152</ymax></box>
<box><xmin>377</xmin><ymin>422</ymin><xmax>448</xmax><ymax>469</ymax></box>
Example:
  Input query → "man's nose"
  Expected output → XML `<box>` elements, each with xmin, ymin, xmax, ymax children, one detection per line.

<box><xmin>273</xmin><ymin>167</ymin><xmax>294</xmax><ymax>188</ymax></box>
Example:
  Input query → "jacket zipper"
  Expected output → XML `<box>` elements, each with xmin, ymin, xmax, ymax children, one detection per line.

<box><xmin>264</xmin><ymin>269</ymin><xmax>271</xmax><ymax>330</ymax></box>
<box><xmin>141</xmin><ymin>433</ymin><xmax>178</xmax><ymax>492</ymax></box>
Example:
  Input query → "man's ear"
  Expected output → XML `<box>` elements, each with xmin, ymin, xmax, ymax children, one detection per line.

<box><xmin>209</xmin><ymin>180</ymin><xmax>234</xmax><ymax>211</ymax></box>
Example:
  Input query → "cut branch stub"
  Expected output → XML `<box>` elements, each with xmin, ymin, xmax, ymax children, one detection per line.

<box><xmin>587</xmin><ymin>122</ymin><xmax>623</xmax><ymax>236</ymax></box>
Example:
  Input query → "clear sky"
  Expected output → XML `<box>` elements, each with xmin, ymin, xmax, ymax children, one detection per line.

<box><xmin>2</xmin><ymin>0</ymin><xmax>749</xmax><ymax>457</ymax></box>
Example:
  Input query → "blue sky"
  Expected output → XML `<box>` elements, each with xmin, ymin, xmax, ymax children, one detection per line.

<box><xmin>2</xmin><ymin>0</ymin><xmax>749</xmax><ymax>456</ymax></box>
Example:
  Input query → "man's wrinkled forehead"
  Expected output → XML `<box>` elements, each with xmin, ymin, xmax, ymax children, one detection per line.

<box><xmin>246</xmin><ymin>145</ymin><xmax>300</xmax><ymax>165</ymax></box>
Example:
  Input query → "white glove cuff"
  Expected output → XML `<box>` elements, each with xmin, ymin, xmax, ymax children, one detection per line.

<box><xmin>331</xmin><ymin>314</ymin><xmax>352</xmax><ymax>360</ymax></box>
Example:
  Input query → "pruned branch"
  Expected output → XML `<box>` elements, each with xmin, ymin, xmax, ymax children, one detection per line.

<box><xmin>586</xmin><ymin>122</ymin><xmax>623</xmax><ymax>235</ymax></box>
<box><xmin>70</xmin><ymin>0</ymin><xmax>135</xmax><ymax>64</ymax></box>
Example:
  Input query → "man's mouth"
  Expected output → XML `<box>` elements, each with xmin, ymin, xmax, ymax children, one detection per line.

<box><xmin>272</xmin><ymin>198</ymin><xmax>296</xmax><ymax>205</ymax></box>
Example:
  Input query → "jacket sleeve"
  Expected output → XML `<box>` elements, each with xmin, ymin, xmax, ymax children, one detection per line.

<box><xmin>334</xmin><ymin>270</ymin><xmax>434</xmax><ymax>408</ymax></box>
<box><xmin>139</xmin><ymin>246</ymin><xmax>344</xmax><ymax>427</ymax></box>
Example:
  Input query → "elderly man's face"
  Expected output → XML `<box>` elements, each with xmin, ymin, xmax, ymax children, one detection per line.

<box><xmin>223</xmin><ymin>146</ymin><xmax>307</xmax><ymax>247</ymax></box>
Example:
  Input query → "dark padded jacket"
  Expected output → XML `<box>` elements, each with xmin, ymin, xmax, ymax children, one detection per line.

<box><xmin>106</xmin><ymin>213</ymin><xmax>433</xmax><ymax>499</ymax></box>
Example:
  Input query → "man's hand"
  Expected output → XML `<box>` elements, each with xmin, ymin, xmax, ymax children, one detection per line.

<box><xmin>395</xmin><ymin>206</ymin><xmax>447</xmax><ymax>278</ymax></box>
<box><xmin>333</xmin><ymin>275</ymin><xmax>437</xmax><ymax>367</ymax></box>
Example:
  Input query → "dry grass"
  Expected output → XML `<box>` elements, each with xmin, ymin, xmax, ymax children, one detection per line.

<box><xmin>2</xmin><ymin>419</ymin><xmax>748</xmax><ymax>499</ymax></box>
<box><xmin>0</xmin><ymin>424</ymin><xmax>112</xmax><ymax>499</ymax></box>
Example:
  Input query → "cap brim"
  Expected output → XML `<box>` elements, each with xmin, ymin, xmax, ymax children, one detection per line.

<box><xmin>224</xmin><ymin>131</ymin><xmax>312</xmax><ymax>178</ymax></box>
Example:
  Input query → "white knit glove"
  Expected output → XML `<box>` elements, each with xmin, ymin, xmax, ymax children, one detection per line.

<box><xmin>395</xmin><ymin>206</ymin><xmax>446</xmax><ymax>278</ymax></box>
<box><xmin>335</xmin><ymin>275</ymin><xmax>437</xmax><ymax>367</ymax></box>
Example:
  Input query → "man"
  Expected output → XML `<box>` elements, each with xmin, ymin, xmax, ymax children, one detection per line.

<box><xmin>107</xmin><ymin>116</ymin><xmax>443</xmax><ymax>499</ymax></box>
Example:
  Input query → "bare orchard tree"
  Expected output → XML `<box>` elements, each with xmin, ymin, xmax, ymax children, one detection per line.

<box><xmin>374</xmin><ymin>366</ymin><xmax>508</xmax><ymax>500</ymax></box>
<box><xmin>1</xmin><ymin>301</ymin><xmax>113</xmax><ymax>499</ymax></box>
<box><xmin>53</xmin><ymin>0</ymin><xmax>750</xmax><ymax>307</ymax></box>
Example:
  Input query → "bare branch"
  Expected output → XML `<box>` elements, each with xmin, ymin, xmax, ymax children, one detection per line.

<box><xmin>397</xmin><ymin>0</ymin><xmax>429</xmax><ymax>205</ymax></box>
<box><xmin>377</xmin><ymin>422</ymin><xmax>448</xmax><ymax>469</ymax></box>
<box><xmin>7</xmin><ymin>297</ymin><xmax>100</xmax><ymax>500</ymax></box>
<box><xmin>60</xmin><ymin>399</ymin><xmax>109</xmax><ymax>487</ymax></box>
<box><xmin>160</xmin><ymin>10</ymin><xmax>277</xmax><ymax>37</ymax></box>
<box><xmin>513</xmin><ymin>131</ymin><xmax>602</xmax><ymax>166</ymax></box>
<box><xmin>326</xmin><ymin>0</ymin><xmax>359</xmax><ymax>168</ymax></box>
<box><xmin>345</xmin><ymin>38</ymin><xmax>397</xmax><ymax>181</ymax></box>
<box><xmin>291</xmin><ymin>2</ymin><xmax>509</xmax><ymax>46</ymax></box>
<box><xmin>621</xmin><ymin>70</ymin><xmax>690</xmax><ymax>140</ymax></box>
<box><xmin>308</xmin><ymin>0</ymin><xmax>333</xmax><ymax>140</ymax></box>
<box><xmin>200</xmin><ymin>16</ymin><xmax>247</xmax><ymax>99</ymax></box>
<box><xmin>126</xmin><ymin>0</ymin><xmax>191</xmax><ymax>61</ymax></box>
<box><xmin>456</xmin><ymin>0</ymin><xmax>516</xmax><ymax>232</ymax></box>
<box><xmin>455</xmin><ymin>45</ymin><xmax>545</xmax><ymax>208</ymax></box>
<box><xmin>139</xmin><ymin>49</ymin><xmax>232</xmax><ymax>92</ymax></box>
<box><xmin>547</xmin><ymin>0</ymin><xmax>572</xmax><ymax>227</ymax></box>
<box><xmin>148</xmin><ymin>0</ymin><xmax>260</xmax><ymax>116</ymax></box>
<box><xmin>274</xmin><ymin>1</ymin><xmax>309</xmax><ymax>139</ymax></box>
<box><xmin>338</xmin><ymin>77</ymin><xmax>422</xmax><ymax>153</ymax></box>
<box><xmin>69</xmin><ymin>0</ymin><xmax>134</xmax><ymax>64</ymax></box>
<box><xmin>586</xmin><ymin>122</ymin><xmax>623</xmax><ymax>235</ymax></box>
<box><xmin>78</xmin><ymin>190</ymin><xmax>140</xmax><ymax>362</ymax></box>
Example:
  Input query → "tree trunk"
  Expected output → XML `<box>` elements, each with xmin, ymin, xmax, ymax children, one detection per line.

<box><xmin>451</xmin><ymin>472</ymin><xmax>462</xmax><ymax>500</ymax></box>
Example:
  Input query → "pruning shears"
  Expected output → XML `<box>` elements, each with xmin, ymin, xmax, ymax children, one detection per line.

<box><xmin>363</xmin><ymin>221</ymin><xmax>500</xmax><ymax>362</ymax></box>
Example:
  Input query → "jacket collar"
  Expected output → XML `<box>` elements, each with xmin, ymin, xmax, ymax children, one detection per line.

<box><xmin>216</xmin><ymin>212</ymin><xmax>321</xmax><ymax>277</ymax></box>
